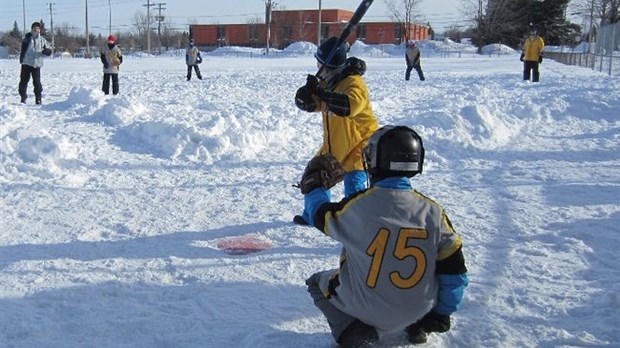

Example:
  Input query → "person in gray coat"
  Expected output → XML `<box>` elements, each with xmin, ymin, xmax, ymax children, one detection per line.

<box><xmin>186</xmin><ymin>40</ymin><xmax>203</xmax><ymax>81</ymax></box>
<box><xmin>18</xmin><ymin>22</ymin><xmax>52</xmax><ymax>104</ymax></box>
<box><xmin>405</xmin><ymin>40</ymin><xmax>425</xmax><ymax>81</ymax></box>
<box><xmin>100</xmin><ymin>34</ymin><xmax>123</xmax><ymax>95</ymax></box>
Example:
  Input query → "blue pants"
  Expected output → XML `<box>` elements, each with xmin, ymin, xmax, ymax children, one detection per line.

<box><xmin>302</xmin><ymin>170</ymin><xmax>367</xmax><ymax>222</ymax></box>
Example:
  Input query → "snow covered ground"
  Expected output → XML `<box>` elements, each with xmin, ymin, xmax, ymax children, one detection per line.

<box><xmin>0</xmin><ymin>45</ymin><xmax>619</xmax><ymax>347</ymax></box>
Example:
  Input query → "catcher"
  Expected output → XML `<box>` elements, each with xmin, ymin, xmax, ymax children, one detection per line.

<box><xmin>297</xmin><ymin>126</ymin><xmax>469</xmax><ymax>347</ymax></box>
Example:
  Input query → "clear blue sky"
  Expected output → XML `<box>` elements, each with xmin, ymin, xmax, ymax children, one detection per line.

<box><xmin>0</xmin><ymin>0</ymin><xmax>467</xmax><ymax>36</ymax></box>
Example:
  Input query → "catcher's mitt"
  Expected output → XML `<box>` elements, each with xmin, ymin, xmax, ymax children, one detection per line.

<box><xmin>297</xmin><ymin>154</ymin><xmax>346</xmax><ymax>194</ymax></box>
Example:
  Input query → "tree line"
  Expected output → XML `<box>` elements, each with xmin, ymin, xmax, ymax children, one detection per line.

<box><xmin>0</xmin><ymin>12</ymin><xmax>191</xmax><ymax>57</ymax></box>
<box><xmin>2</xmin><ymin>0</ymin><xmax>618</xmax><ymax>56</ymax></box>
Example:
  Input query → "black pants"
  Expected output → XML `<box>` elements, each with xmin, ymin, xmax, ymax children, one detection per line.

<box><xmin>523</xmin><ymin>61</ymin><xmax>540</xmax><ymax>82</ymax></box>
<box><xmin>18</xmin><ymin>65</ymin><xmax>42</xmax><ymax>101</ymax></box>
<box><xmin>406</xmin><ymin>64</ymin><xmax>425</xmax><ymax>81</ymax></box>
<box><xmin>187</xmin><ymin>65</ymin><xmax>202</xmax><ymax>80</ymax></box>
<box><xmin>102</xmin><ymin>73</ymin><xmax>119</xmax><ymax>95</ymax></box>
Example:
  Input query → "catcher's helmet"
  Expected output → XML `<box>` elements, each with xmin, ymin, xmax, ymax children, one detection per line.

<box><xmin>363</xmin><ymin>125</ymin><xmax>425</xmax><ymax>180</ymax></box>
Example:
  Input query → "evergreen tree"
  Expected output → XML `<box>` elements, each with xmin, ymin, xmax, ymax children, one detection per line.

<box><xmin>10</xmin><ymin>20</ymin><xmax>22</xmax><ymax>39</ymax></box>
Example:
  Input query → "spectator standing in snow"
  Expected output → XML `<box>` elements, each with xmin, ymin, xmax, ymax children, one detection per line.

<box><xmin>100</xmin><ymin>34</ymin><xmax>123</xmax><ymax>95</ymax></box>
<box><xmin>300</xmin><ymin>125</ymin><xmax>468</xmax><ymax>347</ymax></box>
<box><xmin>186</xmin><ymin>40</ymin><xmax>203</xmax><ymax>81</ymax></box>
<box><xmin>293</xmin><ymin>36</ymin><xmax>379</xmax><ymax>226</ymax></box>
<box><xmin>18</xmin><ymin>21</ymin><xmax>52</xmax><ymax>104</ymax></box>
<box><xmin>405</xmin><ymin>40</ymin><xmax>425</xmax><ymax>81</ymax></box>
<box><xmin>520</xmin><ymin>28</ymin><xmax>545</xmax><ymax>82</ymax></box>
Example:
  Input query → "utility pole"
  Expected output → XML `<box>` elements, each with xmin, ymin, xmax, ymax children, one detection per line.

<box><xmin>23</xmin><ymin>0</ymin><xmax>26</xmax><ymax>33</ymax></box>
<box><xmin>317</xmin><ymin>0</ymin><xmax>322</xmax><ymax>46</ymax></box>
<box><xmin>265</xmin><ymin>0</ymin><xmax>277</xmax><ymax>55</ymax></box>
<box><xmin>143</xmin><ymin>0</ymin><xmax>155</xmax><ymax>54</ymax></box>
<box><xmin>47</xmin><ymin>2</ymin><xmax>55</xmax><ymax>57</ymax></box>
<box><xmin>155</xmin><ymin>2</ymin><xmax>167</xmax><ymax>54</ymax></box>
<box><xmin>108</xmin><ymin>0</ymin><xmax>112</xmax><ymax>34</ymax></box>
<box><xmin>85</xmin><ymin>0</ymin><xmax>90</xmax><ymax>56</ymax></box>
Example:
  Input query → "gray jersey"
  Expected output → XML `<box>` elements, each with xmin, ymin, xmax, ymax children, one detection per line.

<box><xmin>315</xmin><ymin>186</ymin><xmax>462</xmax><ymax>332</ymax></box>
<box><xmin>101</xmin><ymin>45</ymin><xmax>122</xmax><ymax>74</ymax></box>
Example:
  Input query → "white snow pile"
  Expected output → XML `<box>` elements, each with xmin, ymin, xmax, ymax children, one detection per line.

<box><xmin>480</xmin><ymin>43</ymin><xmax>518</xmax><ymax>55</ymax></box>
<box><xmin>283</xmin><ymin>41</ymin><xmax>318</xmax><ymax>54</ymax></box>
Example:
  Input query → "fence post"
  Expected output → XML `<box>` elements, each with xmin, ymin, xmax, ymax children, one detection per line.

<box><xmin>609</xmin><ymin>27</ymin><xmax>615</xmax><ymax>76</ymax></box>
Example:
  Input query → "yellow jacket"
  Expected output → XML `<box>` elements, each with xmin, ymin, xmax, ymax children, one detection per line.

<box><xmin>523</xmin><ymin>36</ymin><xmax>545</xmax><ymax>61</ymax></box>
<box><xmin>312</xmin><ymin>74</ymin><xmax>378</xmax><ymax>172</ymax></box>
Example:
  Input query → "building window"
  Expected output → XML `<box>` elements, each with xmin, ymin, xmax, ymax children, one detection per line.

<box><xmin>394</xmin><ymin>25</ymin><xmax>403</xmax><ymax>44</ymax></box>
<box><xmin>321</xmin><ymin>24</ymin><xmax>329</xmax><ymax>41</ymax></box>
<box><xmin>217</xmin><ymin>26</ymin><xmax>226</xmax><ymax>46</ymax></box>
<box><xmin>356</xmin><ymin>24</ymin><xmax>367</xmax><ymax>41</ymax></box>
<box><xmin>249</xmin><ymin>24</ymin><xmax>258</xmax><ymax>46</ymax></box>
<box><xmin>284</xmin><ymin>25</ymin><xmax>292</xmax><ymax>39</ymax></box>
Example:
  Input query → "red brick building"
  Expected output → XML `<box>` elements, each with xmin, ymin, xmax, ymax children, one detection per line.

<box><xmin>190</xmin><ymin>9</ymin><xmax>429</xmax><ymax>50</ymax></box>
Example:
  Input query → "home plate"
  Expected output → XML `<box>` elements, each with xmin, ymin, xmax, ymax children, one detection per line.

<box><xmin>216</xmin><ymin>235</ymin><xmax>272</xmax><ymax>255</ymax></box>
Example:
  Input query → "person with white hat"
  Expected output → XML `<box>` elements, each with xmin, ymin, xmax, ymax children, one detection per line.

<box><xmin>405</xmin><ymin>40</ymin><xmax>425</xmax><ymax>81</ymax></box>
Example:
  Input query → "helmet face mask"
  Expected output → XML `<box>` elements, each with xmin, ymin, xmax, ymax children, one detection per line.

<box><xmin>364</xmin><ymin>125</ymin><xmax>425</xmax><ymax>182</ymax></box>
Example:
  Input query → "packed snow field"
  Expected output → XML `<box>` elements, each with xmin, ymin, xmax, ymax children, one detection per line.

<box><xmin>1</xmin><ymin>43</ymin><xmax>619</xmax><ymax>347</ymax></box>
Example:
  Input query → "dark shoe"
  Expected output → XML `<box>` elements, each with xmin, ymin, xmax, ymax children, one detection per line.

<box><xmin>293</xmin><ymin>215</ymin><xmax>309</xmax><ymax>226</ymax></box>
<box><xmin>338</xmin><ymin>320</ymin><xmax>378</xmax><ymax>348</ymax></box>
<box><xmin>405</xmin><ymin>324</ymin><xmax>427</xmax><ymax>344</ymax></box>
<box><xmin>198</xmin><ymin>76</ymin><xmax>203</xmax><ymax>80</ymax></box>
<box><xmin>20</xmin><ymin>98</ymin><xmax>26</xmax><ymax>104</ymax></box>
<box><xmin>35</xmin><ymin>99</ymin><xmax>42</xmax><ymax>105</ymax></box>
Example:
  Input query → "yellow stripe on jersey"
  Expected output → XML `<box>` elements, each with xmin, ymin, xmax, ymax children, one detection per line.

<box><xmin>323</xmin><ymin>187</ymin><xmax>378</xmax><ymax>236</ymax></box>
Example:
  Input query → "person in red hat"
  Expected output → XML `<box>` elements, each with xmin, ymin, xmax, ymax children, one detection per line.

<box><xmin>99</xmin><ymin>34</ymin><xmax>123</xmax><ymax>95</ymax></box>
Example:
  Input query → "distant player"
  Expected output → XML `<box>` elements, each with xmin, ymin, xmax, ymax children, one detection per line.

<box><xmin>18</xmin><ymin>21</ymin><xmax>52</xmax><ymax>104</ymax></box>
<box><xmin>297</xmin><ymin>125</ymin><xmax>469</xmax><ymax>347</ymax></box>
<box><xmin>186</xmin><ymin>39</ymin><xmax>203</xmax><ymax>81</ymax></box>
<box><xmin>405</xmin><ymin>40</ymin><xmax>425</xmax><ymax>81</ymax></box>
<box><xmin>520</xmin><ymin>27</ymin><xmax>545</xmax><ymax>82</ymax></box>
<box><xmin>100</xmin><ymin>34</ymin><xmax>123</xmax><ymax>95</ymax></box>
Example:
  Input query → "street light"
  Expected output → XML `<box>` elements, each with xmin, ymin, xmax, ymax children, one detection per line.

<box><xmin>108</xmin><ymin>0</ymin><xmax>112</xmax><ymax>34</ymax></box>
<box><xmin>23</xmin><ymin>0</ymin><xmax>26</xmax><ymax>33</ymax></box>
<box><xmin>317</xmin><ymin>0</ymin><xmax>322</xmax><ymax>46</ymax></box>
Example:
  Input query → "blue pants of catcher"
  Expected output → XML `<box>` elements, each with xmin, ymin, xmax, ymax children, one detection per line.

<box><xmin>302</xmin><ymin>170</ymin><xmax>367</xmax><ymax>223</ymax></box>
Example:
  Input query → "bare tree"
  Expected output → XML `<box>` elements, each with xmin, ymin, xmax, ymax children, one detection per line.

<box><xmin>384</xmin><ymin>0</ymin><xmax>424</xmax><ymax>43</ymax></box>
<box><xmin>132</xmin><ymin>11</ymin><xmax>156</xmax><ymax>52</ymax></box>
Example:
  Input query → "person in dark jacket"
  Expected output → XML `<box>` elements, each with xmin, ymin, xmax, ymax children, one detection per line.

<box><xmin>186</xmin><ymin>40</ymin><xmax>203</xmax><ymax>81</ymax></box>
<box><xmin>405</xmin><ymin>40</ymin><xmax>425</xmax><ymax>81</ymax></box>
<box><xmin>100</xmin><ymin>34</ymin><xmax>123</xmax><ymax>95</ymax></box>
<box><xmin>300</xmin><ymin>125</ymin><xmax>468</xmax><ymax>347</ymax></box>
<box><xmin>18</xmin><ymin>21</ymin><xmax>52</xmax><ymax>104</ymax></box>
